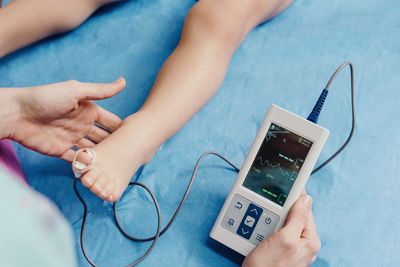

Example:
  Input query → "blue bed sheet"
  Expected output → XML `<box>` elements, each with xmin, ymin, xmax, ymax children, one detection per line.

<box><xmin>1</xmin><ymin>0</ymin><xmax>399</xmax><ymax>266</ymax></box>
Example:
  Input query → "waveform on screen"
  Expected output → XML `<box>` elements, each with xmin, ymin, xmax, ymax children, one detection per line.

<box><xmin>255</xmin><ymin>156</ymin><xmax>292</xmax><ymax>177</ymax></box>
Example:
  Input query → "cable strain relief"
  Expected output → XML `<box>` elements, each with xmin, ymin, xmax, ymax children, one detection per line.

<box><xmin>307</xmin><ymin>89</ymin><xmax>329</xmax><ymax>123</ymax></box>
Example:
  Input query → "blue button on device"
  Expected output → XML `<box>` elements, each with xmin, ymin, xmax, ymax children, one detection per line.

<box><xmin>236</xmin><ymin>203</ymin><xmax>263</xmax><ymax>239</ymax></box>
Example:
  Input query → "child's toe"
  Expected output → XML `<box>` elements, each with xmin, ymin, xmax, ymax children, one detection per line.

<box><xmin>107</xmin><ymin>194</ymin><xmax>117</xmax><ymax>202</ymax></box>
<box><xmin>112</xmin><ymin>189</ymin><xmax>123</xmax><ymax>201</ymax></box>
<box><xmin>100</xmin><ymin>179</ymin><xmax>115</xmax><ymax>200</ymax></box>
<box><xmin>90</xmin><ymin>172</ymin><xmax>108</xmax><ymax>197</ymax></box>
<box><xmin>81</xmin><ymin>169</ymin><xmax>100</xmax><ymax>188</ymax></box>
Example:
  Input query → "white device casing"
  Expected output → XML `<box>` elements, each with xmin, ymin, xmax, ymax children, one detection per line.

<box><xmin>210</xmin><ymin>104</ymin><xmax>329</xmax><ymax>256</ymax></box>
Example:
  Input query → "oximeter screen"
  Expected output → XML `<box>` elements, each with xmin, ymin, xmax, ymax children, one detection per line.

<box><xmin>242</xmin><ymin>123</ymin><xmax>312</xmax><ymax>206</ymax></box>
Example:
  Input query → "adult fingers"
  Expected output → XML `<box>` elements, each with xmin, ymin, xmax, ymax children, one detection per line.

<box><xmin>282</xmin><ymin>195</ymin><xmax>313</xmax><ymax>239</ymax></box>
<box><xmin>60</xmin><ymin>142</ymin><xmax>97</xmax><ymax>162</ymax></box>
<box><xmin>75</xmin><ymin>138</ymin><xmax>96</xmax><ymax>149</ymax></box>
<box><xmin>302</xmin><ymin>210</ymin><xmax>319</xmax><ymax>241</ymax></box>
<box><xmin>71</xmin><ymin>77</ymin><xmax>126</xmax><ymax>101</ymax></box>
<box><xmin>302</xmin><ymin>211</ymin><xmax>321</xmax><ymax>256</ymax></box>
<box><xmin>309</xmin><ymin>255</ymin><xmax>317</xmax><ymax>266</ymax></box>
<box><xmin>86</xmin><ymin>125</ymin><xmax>110</xmax><ymax>143</ymax></box>
<box><xmin>295</xmin><ymin>240</ymin><xmax>319</xmax><ymax>267</ymax></box>
<box><xmin>95</xmin><ymin>105</ymin><xmax>122</xmax><ymax>132</ymax></box>
<box><xmin>61</xmin><ymin>149</ymin><xmax>76</xmax><ymax>162</ymax></box>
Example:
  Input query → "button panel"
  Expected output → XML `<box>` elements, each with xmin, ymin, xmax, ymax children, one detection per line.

<box><xmin>236</xmin><ymin>204</ymin><xmax>262</xmax><ymax>239</ymax></box>
<box><xmin>221</xmin><ymin>194</ymin><xmax>280</xmax><ymax>245</ymax></box>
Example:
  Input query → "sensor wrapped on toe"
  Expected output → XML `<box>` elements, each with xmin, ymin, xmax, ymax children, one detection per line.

<box><xmin>72</xmin><ymin>148</ymin><xmax>96</xmax><ymax>178</ymax></box>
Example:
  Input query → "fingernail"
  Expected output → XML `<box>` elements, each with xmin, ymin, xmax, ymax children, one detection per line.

<box><xmin>94</xmin><ymin>184</ymin><xmax>100</xmax><ymax>191</ymax></box>
<box><xmin>310</xmin><ymin>255</ymin><xmax>317</xmax><ymax>264</ymax></box>
<box><xmin>304</xmin><ymin>195</ymin><xmax>313</xmax><ymax>209</ymax></box>
<box><xmin>113</xmin><ymin>77</ymin><xmax>124</xmax><ymax>85</ymax></box>
<box><xmin>85</xmin><ymin>176</ymin><xmax>93</xmax><ymax>185</ymax></box>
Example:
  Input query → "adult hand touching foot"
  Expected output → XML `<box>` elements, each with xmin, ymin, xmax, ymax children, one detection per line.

<box><xmin>243</xmin><ymin>194</ymin><xmax>321</xmax><ymax>267</ymax></box>
<box><xmin>0</xmin><ymin>78</ymin><xmax>126</xmax><ymax>161</ymax></box>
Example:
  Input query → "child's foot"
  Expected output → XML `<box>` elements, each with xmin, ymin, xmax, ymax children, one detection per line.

<box><xmin>77</xmin><ymin>111</ymin><xmax>160</xmax><ymax>202</ymax></box>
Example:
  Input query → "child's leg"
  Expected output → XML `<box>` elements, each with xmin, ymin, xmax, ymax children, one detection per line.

<box><xmin>79</xmin><ymin>0</ymin><xmax>292</xmax><ymax>201</ymax></box>
<box><xmin>0</xmin><ymin>0</ymin><xmax>121</xmax><ymax>58</ymax></box>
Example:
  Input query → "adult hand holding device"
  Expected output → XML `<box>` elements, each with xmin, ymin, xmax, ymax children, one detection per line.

<box><xmin>0</xmin><ymin>78</ymin><xmax>126</xmax><ymax>161</ymax></box>
<box><xmin>243</xmin><ymin>194</ymin><xmax>321</xmax><ymax>267</ymax></box>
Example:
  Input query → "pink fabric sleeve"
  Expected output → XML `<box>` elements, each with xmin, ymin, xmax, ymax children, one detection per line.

<box><xmin>0</xmin><ymin>140</ymin><xmax>27</xmax><ymax>184</ymax></box>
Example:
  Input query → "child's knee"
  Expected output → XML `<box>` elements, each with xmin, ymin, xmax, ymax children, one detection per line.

<box><xmin>185</xmin><ymin>0</ymin><xmax>253</xmax><ymax>45</ymax></box>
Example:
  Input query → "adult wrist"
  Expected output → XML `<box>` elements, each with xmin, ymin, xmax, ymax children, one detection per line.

<box><xmin>0</xmin><ymin>89</ymin><xmax>23</xmax><ymax>140</ymax></box>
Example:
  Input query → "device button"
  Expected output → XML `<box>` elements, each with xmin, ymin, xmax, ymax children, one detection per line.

<box><xmin>249</xmin><ymin>208</ymin><xmax>259</xmax><ymax>216</ymax></box>
<box><xmin>226</xmin><ymin>218</ymin><xmax>236</xmax><ymax>228</ymax></box>
<box><xmin>248</xmin><ymin>204</ymin><xmax>263</xmax><ymax>219</ymax></box>
<box><xmin>240</xmin><ymin>228</ymin><xmax>250</xmax><ymax>235</ymax></box>
<box><xmin>230</xmin><ymin>194</ymin><xmax>249</xmax><ymax>215</ymax></box>
<box><xmin>235</xmin><ymin>201</ymin><xmax>243</xmax><ymax>210</ymax></box>
<box><xmin>237</xmin><ymin>203</ymin><xmax>263</xmax><ymax>240</ymax></box>
<box><xmin>221</xmin><ymin>194</ymin><xmax>250</xmax><ymax>234</ymax></box>
<box><xmin>248</xmin><ymin>209</ymin><xmax>280</xmax><ymax>245</ymax></box>
<box><xmin>244</xmin><ymin>216</ymin><xmax>255</xmax><ymax>227</ymax></box>
<box><xmin>221</xmin><ymin>214</ymin><xmax>240</xmax><ymax>233</ymax></box>
<box><xmin>255</xmin><ymin>233</ymin><xmax>264</xmax><ymax>242</ymax></box>
<box><xmin>237</xmin><ymin>226</ymin><xmax>252</xmax><ymax>239</ymax></box>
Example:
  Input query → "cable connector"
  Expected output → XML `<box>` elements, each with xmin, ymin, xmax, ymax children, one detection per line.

<box><xmin>307</xmin><ymin>88</ymin><xmax>329</xmax><ymax>123</ymax></box>
<box><xmin>307</xmin><ymin>61</ymin><xmax>354</xmax><ymax>125</ymax></box>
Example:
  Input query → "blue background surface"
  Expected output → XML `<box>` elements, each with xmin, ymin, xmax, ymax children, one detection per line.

<box><xmin>1</xmin><ymin>0</ymin><xmax>399</xmax><ymax>266</ymax></box>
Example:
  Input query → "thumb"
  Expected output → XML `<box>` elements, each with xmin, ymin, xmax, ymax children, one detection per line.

<box><xmin>282</xmin><ymin>194</ymin><xmax>312</xmax><ymax>238</ymax></box>
<box><xmin>72</xmin><ymin>77</ymin><xmax>126</xmax><ymax>100</ymax></box>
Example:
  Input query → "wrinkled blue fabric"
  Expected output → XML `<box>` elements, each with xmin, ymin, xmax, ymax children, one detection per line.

<box><xmin>1</xmin><ymin>0</ymin><xmax>399</xmax><ymax>266</ymax></box>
